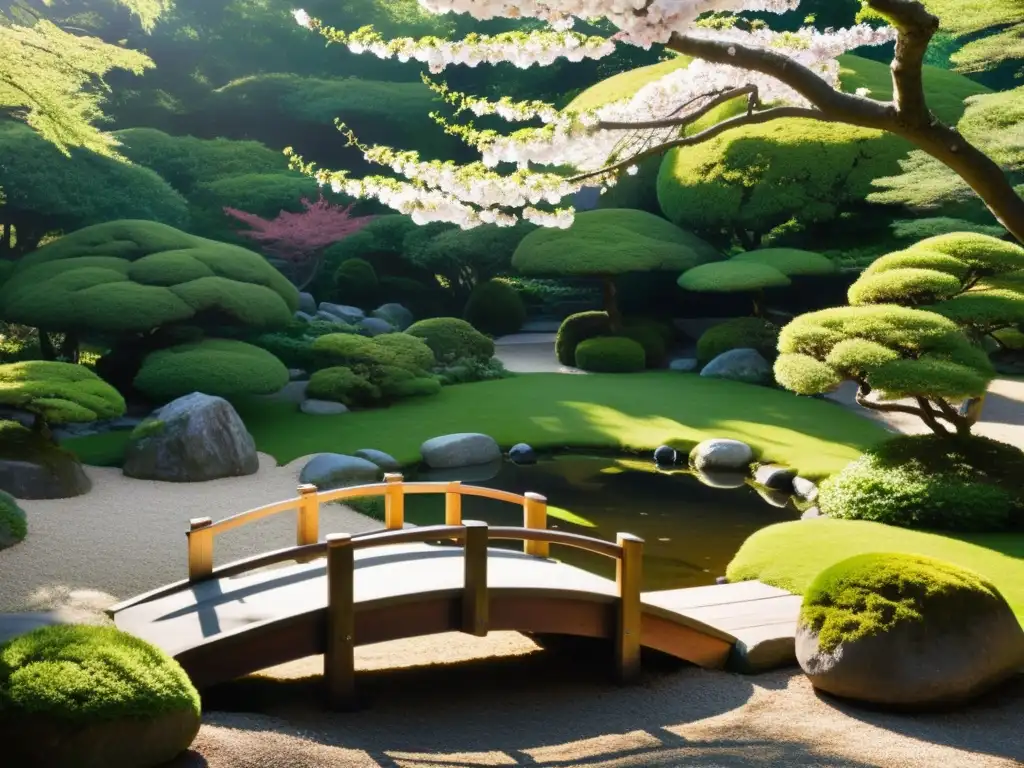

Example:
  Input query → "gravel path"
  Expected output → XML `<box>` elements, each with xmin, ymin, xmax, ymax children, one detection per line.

<box><xmin>4</xmin><ymin>345</ymin><xmax>1023</xmax><ymax>766</ymax></box>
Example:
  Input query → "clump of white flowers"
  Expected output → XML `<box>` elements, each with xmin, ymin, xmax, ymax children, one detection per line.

<box><xmin>288</xmin><ymin>1</ymin><xmax>895</xmax><ymax>228</ymax></box>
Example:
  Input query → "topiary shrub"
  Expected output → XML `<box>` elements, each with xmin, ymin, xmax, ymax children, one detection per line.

<box><xmin>248</xmin><ymin>332</ymin><xmax>316</xmax><ymax>370</ymax></box>
<box><xmin>574</xmin><ymin>336</ymin><xmax>646</xmax><ymax>373</ymax></box>
<box><xmin>463</xmin><ymin>279</ymin><xmax>527</xmax><ymax>336</ymax></box>
<box><xmin>373</xmin><ymin>332</ymin><xmax>436</xmax><ymax>371</ymax></box>
<box><xmin>555</xmin><ymin>311</ymin><xmax>612</xmax><ymax>366</ymax></box>
<box><xmin>334</xmin><ymin>257</ymin><xmax>379</xmax><ymax>309</ymax></box>
<box><xmin>0</xmin><ymin>624</ymin><xmax>201</xmax><ymax>768</ymax></box>
<box><xmin>819</xmin><ymin>434</ymin><xmax>1024</xmax><ymax>532</ymax></box>
<box><xmin>697</xmin><ymin>318</ymin><xmax>779</xmax><ymax>365</ymax></box>
<box><xmin>796</xmin><ymin>552</ymin><xmax>1024</xmax><ymax>707</ymax></box>
<box><xmin>133</xmin><ymin>339</ymin><xmax>289</xmax><ymax>403</ymax></box>
<box><xmin>406</xmin><ymin>317</ymin><xmax>494</xmax><ymax>364</ymax></box>
<box><xmin>731</xmin><ymin>248</ymin><xmax>837</xmax><ymax>277</ymax></box>
<box><xmin>0</xmin><ymin>490</ymin><xmax>27</xmax><ymax>549</ymax></box>
<box><xmin>307</xmin><ymin>366</ymin><xmax>380</xmax><ymax>407</ymax></box>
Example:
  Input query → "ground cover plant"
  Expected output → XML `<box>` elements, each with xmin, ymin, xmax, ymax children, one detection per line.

<box><xmin>66</xmin><ymin>373</ymin><xmax>889</xmax><ymax>480</ymax></box>
<box><xmin>727</xmin><ymin>518</ymin><xmax>1024</xmax><ymax>628</ymax></box>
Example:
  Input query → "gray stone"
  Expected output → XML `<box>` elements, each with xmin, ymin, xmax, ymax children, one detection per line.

<box><xmin>509</xmin><ymin>443</ymin><xmax>537</xmax><ymax>465</ymax></box>
<box><xmin>691</xmin><ymin>438</ymin><xmax>754</xmax><ymax>472</ymax></box>
<box><xmin>729</xmin><ymin>628</ymin><xmax>797</xmax><ymax>674</ymax></box>
<box><xmin>668</xmin><ymin>357</ymin><xmax>699</xmax><ymax>373</ymax></box>
<box><xmin>700</xmin><ymin>348</ymin><xmax>772</xmax><ymax>385</ymax></box>
<box><xmin>295</xmin><ymin>311</ymin><xmax>316</xmax><ymax>322</ymax></box>
<box><xmin>797</xmin><ymin>595</ymin><xmax>1024</xmax><ymax>707</ymax></box>
<box><xmin>755</xmin><ymin>487</ymin><xmax>792</xmax><ymax>508</ymax></box>
<box><xmin>123</xmin><ymin>393</ymin><xmax>258</xmax><ymax>482</ymax></box>
<box><xmin>801</xmin><ymin>506</ymin><xmax>825</xmax><ymax>520</ymax></box>
<box><xmin>694</xmin><ymin>469</ymin><xmax>747</xmax><ymax>489</ymax></box>
<box><xmin>360</xmin><ymin>316</ymin><xmax>394</xmax><ymax>336</ymax></box>
<box><xmin>315</xmin><ymin>310</ymin><xmax>343</xmax><ymax>323</ymax></box>
<box><xmin>372</xmin><ymin>303</ymin><xmax>414</xmax><ymax>331</ymax></box>
<box><xmin>754</xmin><ymin>464</ymin><xmax>797</xmax><ymax>491</ymax></box>
<box><xmin>418</xmin><ymin>458</ymin><xmax>503</xmax><ymax>483</ymax></box>
<box><xmin>288</xmin><ymin>368</ymin><xmax>307</xmax><ymax>381</ymax></box>
<box><xmin>299</xmin><ymin>453</ymin><xmax>381</xmax><ymax>490</ymax></box>
<box><xmin>653</xmin><ymin>445</ymin><xmax>677</xmax><ymax>465</ymax></box>
<box><xmin>792</xmin><ymin>476</ymin><xmax>819</xmax><ymax>502</ymax></box>
<box><xmin>53</xmin><ymin>415</ymin><xmax>143</xmax><ymax>441</ymax></box>
<box><xmin>0</xmin><ymin>456</ymin><xmax>91</xmax><ymax>500</ymax></box>
<box><xmin>319</xmin><ymin>302</ymin><xmax>366</xmax><ymax>323</ymax></box>
<box><xmin>300</xmin><ymin>399</ymin><xmax>349</xmax><ymax>416</ymax></box>
<box><xmin>354</xmin><ymin>449</ymin><xmax>401</xmax><ymax>472</ymax></box>
<box><xmin>421</xmin><ymin>433</ymin><xmax>502</xmax><ymax>469</ymax></box>
<box><xmin>258</xmin><ymin>380</ymin><xmax>309</xmax><ymax>405</ymax></box>
<box><xmin>0</xmin><ymin>407</ymin><xmax>33</xmax><ymax>428</ymax></box>
<box><xmin>0</xmin><ymin>490</ymin><xmax>26</xmax><ymax>549</ymax></box>
<box><xmin>298</xmin><ymin>291</ymin><xmax>317</xmax><ymax>314</ymax></box>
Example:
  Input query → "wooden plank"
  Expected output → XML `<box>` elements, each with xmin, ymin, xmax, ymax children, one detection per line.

<box><xmin>615</xmin><ymin>533</ymin><xmax>643</xmax><ymax>683</ymax></box>
<box><xmin>642</xmin><ymin>580</ymin><xmax>793</xmax><ymax>611</ymax></box>
<box><xmin>325</xmin><ymin>534</ymin><xmax>356</xmax><ymax>710</ymax></box>
<box><xmin>461</xmin><ymin>521</ymin><xmax>488</xmax><ymax>636</ymax></box>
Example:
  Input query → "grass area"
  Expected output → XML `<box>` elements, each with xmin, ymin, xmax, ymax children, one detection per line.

<box><xmin>66</xmin><ymin>373</ymin><xmax>888</xmax><ymax>480</ymax></box>
<box><xmin>727</xmin><ymin>519</ymin><xmax>1024</xmax><ymax>627</ymax></box>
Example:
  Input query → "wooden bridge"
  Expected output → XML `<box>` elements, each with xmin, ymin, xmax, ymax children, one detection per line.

<box><xmin>108</xmin><ymin>473</ymin><xmax>799</xmax><ymax>708</ymax></box>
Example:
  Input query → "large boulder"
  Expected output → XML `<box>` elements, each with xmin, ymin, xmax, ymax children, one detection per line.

<box><xmin>421</xmin><ymin>433</ymin><xmax>502</xmax><ymax>469</ymax></box>
<box><xmin>372</xmin><ymin>303</ymin><xmax>414</xmax><ymax>330</ymax></box>
<box><xmin>123</xmin><ymin>393</ymin><xmax>259</xmax><ymax>482</ymax></box>
<box><xmin>353</xmin><ymin>449</ymin><xmax>401</xmax><ymax>472</ymax></box>
<box><xmin>359</xmin><ymin>316</ymin><xmax>394</xmax><ymax>336</ymax></box>
<box><xmin>299</xmin><ymin>453</ymin><xmax>381</xmax><ymax>490</ymax></box>
<box><xmin>700</xmin><ymin>348</ymin><xmax>772</xmax><ymax>385</ymax></box>
<box><xmin>0</xmin><ymin>455</ymin><xmax>91</xmax><ymax>500</ymax></box>
<box><xmin>690</xmin><ymin>438</ymin><xmax>754</xmax><ymax>472</ymax></box>
<box><xmin>797</xmin><ymin>553</ymin><xmax>1024</xmax><ymax>708</ymax></box>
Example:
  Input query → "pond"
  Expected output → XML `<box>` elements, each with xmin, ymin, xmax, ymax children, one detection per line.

<box><xmin>391</xmin><ymin>455</ymin><xmax>800</xmax><ymax>591</ymax></box>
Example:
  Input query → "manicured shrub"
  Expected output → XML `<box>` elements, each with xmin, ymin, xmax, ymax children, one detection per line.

<box><xmin>849</xmin><ymin>267</ymin><xmax>963</xmax><ymax>306</ymax></box>
<box><xmin>555</xmin><ymin>311</ymin><xmax>612</xmax><ymax>366</ymax></box>
<box><xmin>731</xmin><ymin>248</ymin><xmax>837</xmax><ymax>277</ymax></box>
<box><xmin>574</xmin><ymin>337</ymin><xmax>646</xmax><ymax>373</ymax></box>
<box><xmin>436</xmin><ymin>356</ymin><xmax>512</xmax><ymax>385</ymax></box>
<box><xmin>307</xmin><ymin>366</ymin><xmax>380</xmax><ymax>407</ymax></box>
<box><xmin>697</xmin><ymin>318</ymin><xmax>779</xmax><ymax>365</ymax></box>
<box><xmin>334</xmin><ymin>257</ymin><xmax>379</xmax><ymax>308</ymax></box>
<box><xmin>620</xmin><ymin>323</ymin><xmax>667</xmax><ymax>368</ymax></box>
<box><xmin>406</xmin><ymin>318</ymin><xmax>494</xmax><ymax>364</ymax></box>
<box><xmin>0</xmin><ymin>624</ymin><xmax>201</xmax><ymax>768</ymax></box>
<box><xmin>819</xmin><ymin>434</ymin><xmax>1024</xmax><ymax>531</ymax></box>
<box><xmin>0</xmin><ymin>490</ymin><xmax>27</xmax><ymax>549</ymax></box>
<box><xmin>374</xmin><ymin>333</ymin><xmax>436</xmax><ymax>371</ymax></box>
<box><xmin>0</xmin><ymin>361</ymin><xmax>126</xmax><ymax>430</ymax></box>
<box><xmin>678</xmin><ymin>261</ymin><xmax>791</xmax><ymax>293</ymax></box>
<box><xmin>133</xmin><ymin>339</ymin><xmax>289</xmax><ymax>403</ymax></box>
<box><xmin>249</xmin><ymin>332</ymin><xmax>315</xmax><ymax>370</ymax></box>
<box><xmin>374</xmin><ymin>365</ymin><xmax>442</xmax><ymax>399</ymax></box>
<box><xmin>463</xmin><ymin>279</ymin><xmax>527</xmax><ymax>336</ymax></box>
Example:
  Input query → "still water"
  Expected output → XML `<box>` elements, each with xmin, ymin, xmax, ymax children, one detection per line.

<box><xmin>400</xmin><ymin>455</ymin><xmax>799</xmax><ymax>591</ymax></box>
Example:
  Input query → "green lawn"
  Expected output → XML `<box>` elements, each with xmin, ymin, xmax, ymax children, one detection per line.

<box><xmin>727</xmin><ymin>519</ymin><xmax>1024</xmax><ymax>626</ymax></box>
<box><xmin>67</xmin><ymin>373</ymin><xmax>887</xmax><ymax>480</ymax></box>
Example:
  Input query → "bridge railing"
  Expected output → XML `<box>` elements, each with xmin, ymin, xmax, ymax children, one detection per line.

<box><xmin>185</xmin><ymin>472</ymin><xmax>551</xmax><ymax>581</ymax></box>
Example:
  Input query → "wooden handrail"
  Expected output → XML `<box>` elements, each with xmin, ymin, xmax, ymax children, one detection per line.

<box><xmin>186</xmin><ymin>472</ymin><xmax>553</xmax><ymax>581</ymax></box>
<box><xmin>488</xmin><ymin>526</ymin><xmax>623</xmax><ymax>559</ymax></box>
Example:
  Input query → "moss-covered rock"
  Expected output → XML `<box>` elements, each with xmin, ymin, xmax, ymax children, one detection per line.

<box><xmin>133</xmin><ymin>339</ymin><xmax>289</xmax><ymax>403</ymax></box>
<box><xmin>0</xmin><ymin>490</ymin><xmax>27</xmax><ymax>549</ymax></box>
<box><xmin>796</xmin><ymin>553</ymin><xmax>1024</xmax><ymax>707</ymax></box>
<box><xmin>0</xmin><ymin>420</ymin><xmax>91</xmax><ymax>500</ymax></box>
<box><xmin>0</xmin><ymin>624</ymin><xmax>201</xmax><ymax>767</ymax></box>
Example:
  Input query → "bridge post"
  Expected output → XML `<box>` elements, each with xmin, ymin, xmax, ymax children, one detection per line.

<box><xmin>187</xmin><ymin>518</ymin><xmax>214</xmax><ymax>581</ymax></box>
<box><xmin>615</xmin><ymin>532</ymin><xmax>644</xmax><ymax>683</ymax></box>
<box><xmin>445</xmin><ymin>481</ymin><xmax>463</xmax><ymax>526</ymax></box>
<box><xmin>461</xmin><ymin>520</ymin><xmax>489</xmax><ymax>636</ymax></box>
<box><xmin>523</xmin><ymin>493</ymin><xmax>549</xmax><ymax>558</ymax></box>
<box><xmin>325</xmin><ymin>533</ymin><xmax>357</xmax><ymax>710</ymax></box>
<box><xmin>296</xmin><ymin>484</ymin><xmax>320</xmax><ymax>546</ymax></box>
<box><xmin>384</xmin><ymin>473</ymin><xmax>405</xmax><ymax>529</ymax></box>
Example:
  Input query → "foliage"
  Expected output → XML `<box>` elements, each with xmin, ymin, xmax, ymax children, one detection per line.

<box><xmin>133</xmin><ymin>339</ymin><xmax>289</xmax><ymax>403</ymax></box>
<box><xmin>374</xmin><ymin>332</ymin><xmax>436</xmax><ymax>371</ymax></box>
<box><xmin>891</xmin><ymin>218</ymin><xmax>1007</xmax><ymax>241</ymax></box>
<box><xmin>0</xmin><ymin>490</ymin><xmax>27</xmax><ymax>548</ymax></box>
<box><xmin>307</xmin><ymin>366</ymin><xmax>380</xmax><ymax>407</ymax></box>
<box><xmin>512</xmin><ymin>209</ymin><xmax>720</xmax><ymax>277</ymax></box>
<box><xmin>574</xmin><ymin>337</ymin><xmax>646</xmax><ymax>373</ymax></box>
<box><xmin>0</xmin><ymin>122</ymin><xmax>190</xmax><ymax>256</ymax></box>
<box><xmin>730</xmin><ymin>248</ymin><xmax>836</xmax><ymax>277</ymax></box>
<box><xmin>726</xmin><ymin>518</ymin><xmax>1024</xmax><ymax>627</ymax></box>
<box><xmin>657</xmin><ymin>55</ymin><xmax>989</xmax><ymax>244</ymax></box>
<box><xmin>0</xmin><ymin>220</ymin><xmax>299</xmax><ymax>346</ymax></box>
<box><xmin>0</xmin><ymin>361</ymin><xmax>125</xmax><ymax>427</ymax></box>
<box><xmin>0</xmin><ymin>18</ymin><xmax>153</xmax><ymax>157</ymax></box>
<box><xmin>406</xmin><ymin>318</ymin><xmax>494</xmax><ymax>364</ymax></box>
<box><xmin>0</xmin><ymin>323</ymin><xmax>41</xmax><ymax>364</ymax></box>
<box><xmin>463</xmin><ymin>279</ymin><xmax>526</xmax><ymax>337</ymax></box>
<box><xmin>917</xmin><ymin>0</ymin><xmax>1024</xmax><ymax>76</ymax></box>
<box><xmin>620</xmin><ymin>322</ymin><xmax>668</xmax><ymax>369</ymax></box>
<box><xmin>678</xmin><ymin>261</ymin><xmax>791</xmax><ymax>293</ymax></box>
<box><xmin>435</xmin><ymin>356</ymin><xmax>512</xmax><ymax>385</ymax></box>
<box><xmin>800</xmin><ymin>553</ymin><xmax>1003</xmax><ymax>653</ymax></box>
<box><xmin>334</xmin><ymin>258</ymin><xmax>379</xmax><ymax>309</ymax></box>
<box><xmin>820</xmin><ymin>435</ymin><xmax>1024</xmax><ymax>531</ymax></box>
<box><xmin>555</xmin><ymin>311</ymin><xmax>611</xmax><ymax>366</ymax></box>
<box><xmin>224</xmin><ymin>196</ymin><xmax>375</xmax><ymax>291</ymax></box>
<box><xmin>310</xmin><ymin>332</ymin><xmax>439</xmax><ymax>405</ymax></box>
<box><xmin>697</xmin><ymin>318</ymin><xmax>779</xmax><ymax>365</ymax></box>
<box><xmin>0</xmin><ymin>624</ymin><xmax>200</xmax><ymax>722</ymax></box>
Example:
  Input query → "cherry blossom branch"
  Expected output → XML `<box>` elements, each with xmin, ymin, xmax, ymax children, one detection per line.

<box><xmin>597</xmin><ymin>84</ymin><xmax>758</xmax><ymax>131</ymax></box>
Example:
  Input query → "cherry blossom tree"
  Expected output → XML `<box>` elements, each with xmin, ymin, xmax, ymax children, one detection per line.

<box><xmin>285</xmin><ymin>1</ymin><xmax>1024</xmax><ymax>243</ymax></box>
<box><xmin>224</xmin><ymin>195</ymin><xmax>375</xmax><ymax>290</ymax></box>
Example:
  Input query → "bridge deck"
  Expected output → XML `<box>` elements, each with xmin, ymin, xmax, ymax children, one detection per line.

<box><xmin>113</xmin><ymin>543</ymin><xmax>799</xmax><ymax>684</ymax></box>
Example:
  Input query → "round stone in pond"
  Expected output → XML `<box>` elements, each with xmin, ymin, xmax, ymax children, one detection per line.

<box><xmin>653</xmin><ymin>445</ymin><xmax>677</xmax><ymax>466</ymax></box>
<box><xmin>509</xmin><ymin>443</ymin><xmax>536</xmax><ymax>465</ymax></box>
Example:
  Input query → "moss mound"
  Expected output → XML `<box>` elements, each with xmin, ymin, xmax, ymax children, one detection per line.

<box><xmin>334</xmin><ymin>257</ymin><xmax>379</xmax><ymax>309</ymax></box>
<box><xmin>463</xmin><ymin>279</ymin><xmax>526</xmax><ymax>337</ymax></box>
<box><xmin>406</xmin><ymin>318</ymin><xmax>494</xmax><ymax>364</ymax></box>
<box><xmin>555</xmin><ymin>311</ymin><xmax>611</xmax><ymax>366</ymax></box>
<box><xmin>134</xmin><ymin>339</ymin><xmax>289</xmax><ymax>403</ymax></box>
<box><xmin>0</xmin><ymin>489</ymin><xmax>27</xmax><ymax>549</ymax></box>
<box><xmin>0</xmin><ymin>624</ymin><xmax>201</xmax><ymax>768</ymax></box>
<box><xmin>678</xmin><ymin>261</ymin><xmax>791</xmax><ymax>292</ymax></box>
<box><xmin>697</xmin><ymin>318</ymin><xmax>779</xmax><ymax>365</ymax></box>
<box><xmin>731</xmin><ymin>248</ymin><xmax>836</xmax><ymax>277</ymax></box>
<box><xmin>819</xmin><ymin>434</ymin><xmax>1024</xmax><ymax>532</ymax></box>
<box><xmin>800</xmin><ymin>552</ymin><xmax>1003</xmax><ymax>654</ymax></box>
<box><xmin>574</xmin><ymin>337</ymin><xmax>645</xmax><ymax>373</ymax></box>
<box><xmin>0</xmin><ymin>361</ymin><xmax>126</xmax><ymax>426</ymax></box>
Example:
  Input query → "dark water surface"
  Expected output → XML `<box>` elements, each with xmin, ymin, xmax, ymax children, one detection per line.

<box><xmin>403</xmin><ymin>455</ymin><xmax>798</xmax><ymax>591</ymax></box>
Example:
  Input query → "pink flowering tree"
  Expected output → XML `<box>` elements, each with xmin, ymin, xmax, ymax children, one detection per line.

<box><xmin>224</xmin><ymin>196</ymin><xmax>375</xmax><ymax>290</ymax></box>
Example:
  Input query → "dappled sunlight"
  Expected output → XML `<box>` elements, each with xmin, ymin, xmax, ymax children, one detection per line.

<box><xmin>559</xmin><ymin>401</ymin><xmax>701</xmax><ymax>448</ymax></box>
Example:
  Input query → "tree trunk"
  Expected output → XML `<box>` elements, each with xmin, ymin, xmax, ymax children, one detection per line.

<box><xmin>59</xmin><ymin>331</ymin><xmax>79</xmax><ymax>364</ymax></box>
<box><xmin>602</xmin><ymin>277</ymin><xmax>623</xmax><ymax>334</ymax></box>
<box><xmin>38</xmin><ymin>331</ymin><xmax>57</xmax><ymax>361</ymax></box>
